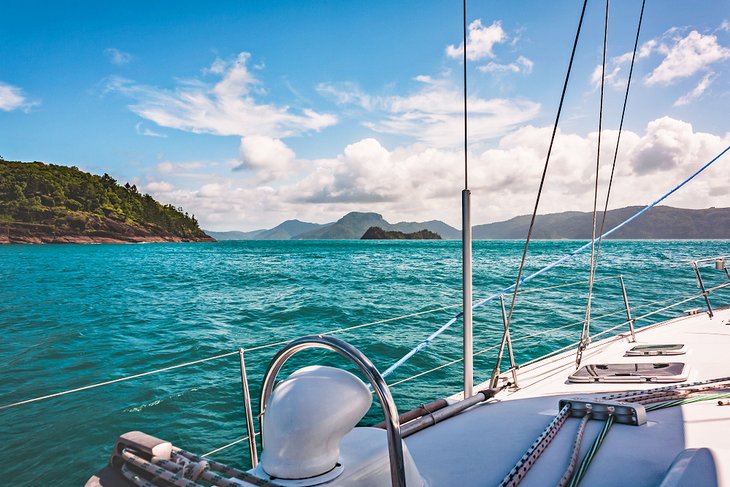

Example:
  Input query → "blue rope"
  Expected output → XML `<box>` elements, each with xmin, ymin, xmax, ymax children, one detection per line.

<box><xmin>381</xmin><ymin>145</ymin><xmax>730</xmax><ymax>379</ymax></box>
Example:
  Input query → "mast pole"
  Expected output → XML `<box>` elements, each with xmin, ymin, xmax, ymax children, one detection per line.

<box><xmin>461</xmin><ymin>0</ymin><xmax>474</xmax><ymax>399</ymax></box>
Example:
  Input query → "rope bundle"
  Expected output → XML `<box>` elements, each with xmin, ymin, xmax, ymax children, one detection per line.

<box><xmin>501</xmin><ymin>376</ymin><xmax>730</xmax><ymax>487</ymax></box>
<box><xmin>119</xmin><ymin>448</ymin><xmax>281</xmax><ymax>487</ymax></box>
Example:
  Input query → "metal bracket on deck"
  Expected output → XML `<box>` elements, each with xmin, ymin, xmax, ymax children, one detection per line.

<box><xmin>559</xmin><ymin>398</ymin><xmax>646</xmax><ymax>426</ymax></box>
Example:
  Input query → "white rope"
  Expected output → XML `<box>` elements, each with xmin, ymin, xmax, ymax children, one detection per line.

<box><xmin>557</xmin><ymin>412</ymin><xmax>592</xmax><ymax>487</ymax></box>
<box><xmin>0</xmin><ymin>303</ymin><xmax>459</xmax><ymax>410</ymax></box>
<box><xmin>0</xmin><ymin>350</ymin><xmax>239</xmax><ymax>410</ymax></box>
<box><xmin>515</xmin><ymin>275</ymin><xmax>621</xmax><ymax>295</ymax></box>
<box><xmin>203</xmin><ymin>432</ymin><xmax>258</xmax><ymax>457</ymax></box>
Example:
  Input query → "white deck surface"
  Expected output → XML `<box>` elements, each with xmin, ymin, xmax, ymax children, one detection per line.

<box><xmin>405</xmin><ymin>307</ymin><xmax>730</xmax><ymax>486</ymax></box>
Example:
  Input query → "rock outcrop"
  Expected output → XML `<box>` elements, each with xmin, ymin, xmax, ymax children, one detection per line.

<box><xmin>361</xmin><ymin>226</ymin><xmax>442</xmax><ymax>240</ymax></box>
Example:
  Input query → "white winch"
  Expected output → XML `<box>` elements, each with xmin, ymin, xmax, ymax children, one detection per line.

<box><xmin>251</xmin><ymin>365</ymin><xmax>423</xmax><ymax>486</ymax></box>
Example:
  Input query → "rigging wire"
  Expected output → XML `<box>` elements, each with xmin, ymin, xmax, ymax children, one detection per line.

<box><xmin>577</xmin><ymin>0</ymin><xmax>611</xmax><ymax>368</ymax></box>
<box><xmin>594</xmin><ymin>0</ymin><xmax>646</xmax><ymax>259</ymax></box>
<box><xmin>578</xmin><ymin>0</ymin><xmax>647</xmax><ymax>368</ymax></box>
<box><xmin>380</xmin><ymin>143</ymin><xmax>729</xmax><ymax>380</ymax></box>
<box><xmin>502</xmin><ymin>0</ymin><xmax>589</xmax><ymax>345</ymax></box>
<box><xmin>463</xmin><ymin>0</ymin><xmax>468</xmax><ymax>189</ymax></box>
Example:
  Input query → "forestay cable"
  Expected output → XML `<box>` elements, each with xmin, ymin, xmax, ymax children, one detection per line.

<box><xmin>501</xmin><ymin>0</ymin><xmax>589</xmax><ymax>361</ymax></box>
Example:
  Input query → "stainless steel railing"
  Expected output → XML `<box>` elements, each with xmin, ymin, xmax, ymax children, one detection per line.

<box><xmin>260</xmin><ymin>334</ymin><xmax>406</xmax><ymax>487</ymax></box>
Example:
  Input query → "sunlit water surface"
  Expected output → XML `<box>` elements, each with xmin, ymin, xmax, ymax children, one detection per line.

<box><xmin>1</xmin><ymin>239</ymin><xmax>728</xmax><ymax>485</ymax></box>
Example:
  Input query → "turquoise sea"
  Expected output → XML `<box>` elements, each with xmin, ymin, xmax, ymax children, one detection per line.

<box><xmin>1</xmin><ymin>240</ymin><xmax>729</xmax><ymax>485</ymax></box>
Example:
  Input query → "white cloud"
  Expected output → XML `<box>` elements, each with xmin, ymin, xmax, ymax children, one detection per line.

<box><xmin>199</xmin><ymin>183</ymin><xmax>227</xmax><ymax>198</ymax></box>
<box><xmin>237</xmin><ymin>135</ymin><xmax>296</xmax><ymax>181</ymax></box>
<box><xmin>145</xmin><ymin>181</ymin><xmax>174</xmax><ymax>193</ymax></box>
<box><xmin>135</xmin><ymin>122</ymin><xmax>166</xmax><ymax>138</ymax></box>
<box><xmin>0</xmin><ymin>81</ymin><xmax>38</xmax><ymax>112</ymax></box>
<box><xmin>156</xmin><ymin>160</ymin><xmax>210</xmax><ymax>174</ymax></box>
<box><xmin>479</xmin><ymin>56</ymin><xmax>534</xmax><ymax>74</ymax></box>
<box><xmin>107</xmin><ymin>52</ymin><xmax>338</xmax><ymax>138</ymax></box>
<box><xmin>590</xmin><ymin>64</ymin><xmax>625</xmax><ymax>90</ymax></box>
<box><xmin>638</xmin><ymin>39</ymin><xmax>657</xmax><ymax>59</ymax></box>
<box><xmin>157</xmin><ymin>161</ymin><xmax>174</xmax><ymax>173</ymax></box>
<box><xmin>627</xmin><ymin>117</ymin><xmax>728</xmax><ymax>176</ymax></box>
<box><xmin>105</xmin><ymin>48</ymin><xmax>133</xmax><ymax>65</ymax></box>
<box><xmin>367</xmin><ymin>76</ymin><xmax>540</xmax><ymax>147</ymax></box>
<box><xmin>645</xmin><ymin>30</ymin><xmax>730</xmax><ymax>86</ymax></box>
<box><xmin>149</xmin><ymin>116</ymin><xmax>730</xmax><ymax>231</ymax></box>
<box><xmin>316</xmin><ymin>76</ymin><xmax>540</xmax><ymax>147</ymax></box>
<box><xmin>674</xmin><ymin>73</ymin><xmax>715</xmax><ymax>106</ymax></box>
<box><xmin>446</xmin><ymin>20</ymin><xmax>507</xmax><ymax>61</ymax></box>
<box><xmin>316</xmin><ymin>82</ymin><xmax>374</xmax><ymax>110</ymax></box>
<box><xmin>591</xmin><ymin>39</ymin><xmax>658</xmax><ymax>91</ymax></box>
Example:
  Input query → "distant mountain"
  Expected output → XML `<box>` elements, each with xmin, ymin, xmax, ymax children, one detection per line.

<box><xmin>390</xmin><ymin>219</ymin><xmax>460</xmax><ymax>239</ymax></box>
<box><xmin>209</xmin><ymin>206</ymin><xmax>729</xmax><ymax>242</ymax></box>
<box><xmin>256</xmin><ymin>219</ymin><xmax>326</xmax><ymax>240</ymax></box>
<box><xmin>361</xmin><ymin>226</ymin><xmax>441</xmax><ymax>240</ymax></box>
<box><xmin>293</xmin><ymin>212</ymin><xmax>460</xmax><ymax>240</ymax></box>
<box><xmin>205</xmin><ymin>220</ymin><xmax>325</xmax><ymax>240</ymax></box>
<box><xmin>205</xmin><ymin>229</ymin><xmax>266</xmax><ymax>240</ymax></box>
<box><xmin>294</xmin><ymin>212</ymin><xmax>385</xmax><ymax>239</ymax></box>
<box><xmin>473</xmin><ymin>206</ymin><xmax>730</xmax><ymax>239</ymax></box>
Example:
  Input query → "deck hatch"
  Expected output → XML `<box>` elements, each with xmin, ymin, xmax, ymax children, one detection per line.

<box><xmin>625</xmin><ymin>344</ymin><xmax>687</xmax><ymax>356</ymax></box>
<box><xmin>568</xmin><ymin>362</ymin><xmax>688</xmax><ymax>383</ymax></box>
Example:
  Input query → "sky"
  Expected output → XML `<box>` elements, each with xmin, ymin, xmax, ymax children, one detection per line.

<box><xmin>1</xmin><ymin>0</ymin><xmax>729</xmax><ymax>231</ymax></box>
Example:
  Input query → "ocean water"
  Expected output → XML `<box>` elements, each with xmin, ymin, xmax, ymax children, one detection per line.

<box><xmin>1</xmin><ymin>239</ymin><xmax>728</xmax><ymax>485</ymax></box>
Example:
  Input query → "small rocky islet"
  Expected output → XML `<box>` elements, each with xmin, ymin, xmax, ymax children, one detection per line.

<box><xmin>360</xmin><ymin>226</ymin><xmax>442</xmax><ymax>240</ymax></box>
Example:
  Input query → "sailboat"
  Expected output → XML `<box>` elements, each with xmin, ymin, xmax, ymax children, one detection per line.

<box><xmin>75</xmin><ymin>1</ymin><xmax>730</xmax><ymax>486</ymax></box>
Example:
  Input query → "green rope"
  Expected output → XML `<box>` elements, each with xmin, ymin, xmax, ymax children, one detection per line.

<box><xmin>568</xmin><ymin>415</ymin><xmax>614</xmax><ymax>487</ymax></box>
<box><xmin>646</xmin><ymin>392</ymin><xmax>730</xmax><ymax>412</ymax></box>
<box><xmin>566</xmin><ymin>391</ymin><xmax>730</xmax><ymax>486</ymax></box>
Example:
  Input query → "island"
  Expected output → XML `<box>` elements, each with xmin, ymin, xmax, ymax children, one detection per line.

<box><xmin>361</xmin><ymin>226</ymin><xmax>442</xmax><ymax>240</ymax></box>
<box><xmin>0</xmin><ymin>159</ymin><xmax>215</xmax><ymax>244</ymax></box>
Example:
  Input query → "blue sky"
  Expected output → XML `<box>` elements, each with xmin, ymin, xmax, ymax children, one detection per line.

<box><xmin>1</xmin><ymin>0</ymin><xmax>729</xmax><ymax>230</ymax></box>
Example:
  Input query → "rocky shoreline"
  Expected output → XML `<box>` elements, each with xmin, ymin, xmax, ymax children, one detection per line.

<box><xmin>0</xmin><ymin>218</ymin><xmax>216</xmax><ymax>244</ymax></box>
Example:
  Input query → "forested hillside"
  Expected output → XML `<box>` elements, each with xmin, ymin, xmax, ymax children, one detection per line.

<box><xmin>0</xmin><ymin>160</ymin><xmax>213</xmax><ymax>243</ymax></box>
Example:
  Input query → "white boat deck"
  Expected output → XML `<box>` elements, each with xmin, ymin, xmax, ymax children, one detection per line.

<box><xmin>405</xmin><ymin>306</ymin><xmax>730</xmax><ymax>486</ymax></box>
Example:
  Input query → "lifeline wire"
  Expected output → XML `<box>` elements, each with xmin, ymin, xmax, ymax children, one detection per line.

<box><xmin>380</xmin><ymin>143</ymin><xmax>730</xmax><ymax>379</ymax></box>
